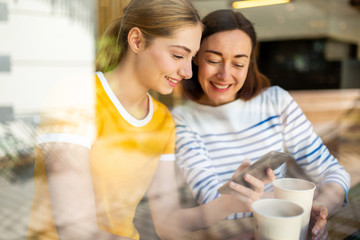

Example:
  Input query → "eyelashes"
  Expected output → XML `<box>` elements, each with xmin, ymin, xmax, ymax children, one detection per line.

<box><xmin>206</xmin><ymin>59</ymin><xmax>245</xmax><ymax>68</ymax></box>
<box><xmin>173</xmin><ymin>54</ymin><xmax>183</xmax><ymax>59</ymax></box>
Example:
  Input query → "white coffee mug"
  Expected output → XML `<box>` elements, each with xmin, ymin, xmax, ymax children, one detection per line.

<box><xmin>273</xmin><ymin>178</ymin><xmax>316</xmax><ymax>240</ymax></box>
<box><xmin>252</xmin><ymin>199</ymin><xmax>304</xmax><ymax>240</ymax></box>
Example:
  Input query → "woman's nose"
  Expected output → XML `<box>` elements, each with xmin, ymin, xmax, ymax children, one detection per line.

<box><xmin>179</xmin><ymin>60</ymin><xmax>193</xmax><ymax>80</ymax></box>
<box><xmin>216</xmin><ymin>64</ymin><xmax>231</xmax><ymax>80</ymax></box>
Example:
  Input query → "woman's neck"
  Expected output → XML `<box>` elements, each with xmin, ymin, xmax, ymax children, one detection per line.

<box><xmin>104</xmin><ymin>63</ymin><xmax>150</xmax><ymax>120</ymax></box>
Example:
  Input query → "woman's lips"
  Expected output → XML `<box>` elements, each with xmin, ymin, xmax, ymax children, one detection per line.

<box><xmin>166</xmin><ymin>76</ymin><xmax>180</xmax><ymax>87</ymax></box>
<box><xmin>210</xmin><ymin>81</ymin><xmax>231</xmax><ymax>91</ymax></box>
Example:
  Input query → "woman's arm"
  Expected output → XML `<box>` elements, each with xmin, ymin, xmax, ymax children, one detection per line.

<box><xmin>281</xmin><ymin>90</ymin><xmax>350</xmax><ymax>194</ymax></box>
<box><xmin>278</xmin><ymin>89</ymin><xmax>349</xmax><ymax>239</ymax></box>
<box><xmin>309</xmin><ymin>182</ymin><xmax>345</xmax><ymax>240</ymax></box>
<box><xmin>43</xmin><ymin>142</ymin><xmax>130</xmax><ymax>240</ymax></box>
<box><xmin>147</xmin><ymin>161</ymin><xmax>274</xmax><ymax>240</ymax></box>
<box><xmin>313</xmin><ymin>182</ymin><xmax>345</xmax><ymax>216</ymax></box>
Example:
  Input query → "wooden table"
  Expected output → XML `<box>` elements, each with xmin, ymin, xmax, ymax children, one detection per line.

<box><xmin>178</xmin><ymin>183</ymin><xmax>360</xmax><ymax>240</ymax></box>
<box><xmin>328</xmin><ymin>183</ymin><xmax>360</xmax><ymax>240</ymax></box>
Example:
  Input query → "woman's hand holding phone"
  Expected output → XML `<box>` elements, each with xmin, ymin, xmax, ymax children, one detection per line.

<box><xmin>218</xmin><ymin>159</ymin><xmax>275</xmax><ymax>212</ymax></box>
<box><xmin>217</xmin><ymin>151</ymin><xmax>292</xmax><ymax>195</ymax></box>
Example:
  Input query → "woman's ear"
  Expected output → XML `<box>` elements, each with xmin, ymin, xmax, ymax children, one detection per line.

<box><xmin>128</xmin><ymin>27</ymin><xmax>144</xmax><ymax>53</ymax></box>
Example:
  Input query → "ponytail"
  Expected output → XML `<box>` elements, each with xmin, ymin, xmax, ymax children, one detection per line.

<box><xmin>95</xmin><ymin>18</ymin><xmax>125</xmax><ymax>72</ymax></box>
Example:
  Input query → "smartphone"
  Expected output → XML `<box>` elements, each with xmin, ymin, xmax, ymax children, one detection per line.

<box><xmin>217</xmin><ymin>151</ymin><xmax>294</xmax><ymax>194</ymax></box>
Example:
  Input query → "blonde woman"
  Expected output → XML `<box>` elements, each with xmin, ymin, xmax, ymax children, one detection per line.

<box><xmin>27</xmin><ymin>0</ymin><xmax>203</xmax><ymax>239</ymax></box>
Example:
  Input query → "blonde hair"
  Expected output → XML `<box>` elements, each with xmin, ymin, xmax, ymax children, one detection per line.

<box><xmin>96</xmin><ymin>0</ymin><xmax>201</xmax><ymax>72</ymax></box>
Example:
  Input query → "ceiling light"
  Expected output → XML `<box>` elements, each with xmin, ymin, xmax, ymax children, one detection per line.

<box><xmin>232</xmin><ymin>0</ymin><xmax>290</xmax><ymax>9</ymax></box>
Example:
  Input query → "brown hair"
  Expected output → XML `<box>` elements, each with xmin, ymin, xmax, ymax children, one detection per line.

<box><xmin>182</xmin><ymin>9</ymin><xmax>270</xmax><ymax>101</ymax></box>
<box><xmin>95</xmin><ymin>0</ymin><xmax>201</xmax><ymax>72</ymax></box>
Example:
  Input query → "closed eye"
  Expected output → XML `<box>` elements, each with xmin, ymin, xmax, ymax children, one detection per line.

<box><xmin>234</xmin><ymin>64</ymin><xmax>244</xmax><ymax>68</ymax></box>
<box><xmin>207</xmin><ymin>60</ymin><xmax>220</xmax><ymax>64</ymax></box>
<box><xmin>173</xmin><ymin>54</ymin><xmax>183</xmax><ymax>59</ymax></box>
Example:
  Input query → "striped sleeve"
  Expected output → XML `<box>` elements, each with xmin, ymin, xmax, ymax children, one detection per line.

<box><xmin>279</xmin><ymin>88</ymin><xmax>350</xmax><ymax>196</ymax></box>
<box><xmin>173</xmin><ymin>114</ymin><xmax>224</xmax><ymax>205</ymax></box>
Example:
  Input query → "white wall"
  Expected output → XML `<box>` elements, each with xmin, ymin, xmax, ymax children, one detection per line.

<box><xmin>0</xmin><ymin>0</ymin><xmax>95</xmax><ymax>116</ymax></box>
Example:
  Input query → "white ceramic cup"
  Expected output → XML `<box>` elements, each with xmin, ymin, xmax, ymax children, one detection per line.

<box><xmin>273</xmin><ymin>178</ymin><xmax>316</xmax><ymax>240</ymax></box>
<box><xmin>252</xmin><ymin>199</ymin><xmax>304</xmax><ymax>240</ymax></box>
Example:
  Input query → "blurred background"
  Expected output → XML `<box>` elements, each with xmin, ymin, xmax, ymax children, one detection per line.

<box><xmin>0</xmin><ymin>0</ymin><xmax>359</xmax><ymax>239</ymax></box>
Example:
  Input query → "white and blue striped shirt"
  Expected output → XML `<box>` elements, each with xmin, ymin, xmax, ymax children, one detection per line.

<box><xmin>172</xmin><ymin>86</ymin><xmax>350</xmax><ymax>219</ymax></box>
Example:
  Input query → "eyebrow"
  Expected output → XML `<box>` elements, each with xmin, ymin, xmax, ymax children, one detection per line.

<box><xmin>205</xmin><ymin>50</ymin><xmax>249</xmax><ymax>58</ymax></box>
<box><xmin>169</xmin><ymin>45</ymin><xmax>191</xmax><ymax>53</ymax></box>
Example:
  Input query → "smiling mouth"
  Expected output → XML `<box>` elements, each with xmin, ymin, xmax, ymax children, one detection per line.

<box><xmin>166</xmin><ymin>76</ymin><xmax>180</xmax><ymax>84</ymax></box>
<box><xmin>210</xmin><ymin>81</ymin><xmax>231</xmax><ymax>90</ymax></box>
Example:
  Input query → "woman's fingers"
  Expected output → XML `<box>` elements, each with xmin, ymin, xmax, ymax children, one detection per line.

<box><xmin>229</xmin><ymin>174</ymin><xmax>264</xmax><ymax>197</ymax></box>
<box><xmin>226</xmin><ymin>158</ymin><xmax>277</xmax><ymax>210</ymax></box>
<box><xmin>228</xmin><ymin>181</ymin><xmax>259</xmax><ymax>210</ymax></box>
<box><xmin>226</xmin><ymin>158</ymin><xmax>278</xmax><ymax>212</ymax></box>
<box><xmin>312</xmin><ymin>218</ymin><xmax>328</xmax><ymax>240</ymax></box>
<box><xmin>312</xmin><ymin>218</ymin><xmax>327</xmax><ymax>236</ymax></box>
<box><xmin>264</xmin><ymin>168</ymin><xmax>275</xmax><ymax>184</ymax></box>
<box><xmin>312</xmin><ymin>205</ymin><xmax>328</xmax><ymax>220</ymax></box>
<box><xmin>228</xmin><ymin>181</ymin><xmax>253</xmax><ymax>196</ymax></box>
<box><xmin>244</xmin><ymin>174</ymin><xmax>265</xmax><ymax>193</ymax></box>
<box><xmin>238</xmin><ymin>159</ymin><xmax>251</xmax><ymax>171</ymax></box>
<box><xmin>311</xmin><ymin>205</ymin><xmax>329</xmax><ymax>240</ymax></box>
